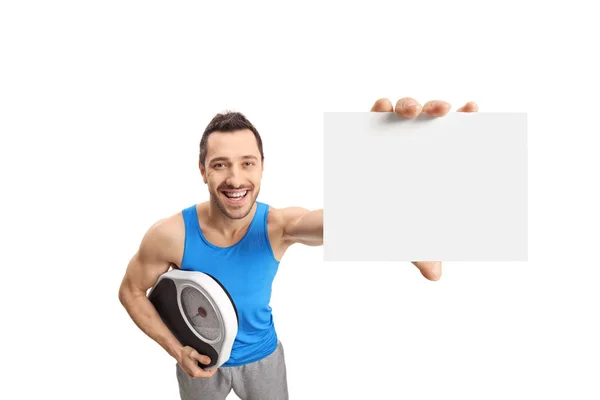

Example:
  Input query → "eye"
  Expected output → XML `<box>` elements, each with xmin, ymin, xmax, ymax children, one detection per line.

<box><xmin>213</xmin><ymin>163</ymin><xmax>225</xmax><ymax>168</ymax></box>
<box><xmin>244</xmin><ymin>162</ymin><xmax>254</xmax><ymax>167</ymax></box>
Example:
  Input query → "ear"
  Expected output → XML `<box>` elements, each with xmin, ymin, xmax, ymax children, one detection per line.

<box><xmin>199</xmin><ymin>162</ymin><xmax>207</xmax><ymax>184</ymax></box>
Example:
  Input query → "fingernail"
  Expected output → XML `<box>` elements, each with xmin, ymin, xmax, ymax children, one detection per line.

<box><xmin>403</xmin><ymin>100</ymin><xmax>417</xmax><ymax>108</ymax></box>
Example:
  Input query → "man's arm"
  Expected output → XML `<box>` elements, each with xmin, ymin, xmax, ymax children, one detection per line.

<box><xmin>118</xmin><ymin>220</ymin><xmax>184</xmax><ymax>360</ymax></box>
<box><xmin>117</xmin><ymin>219</ymin><xmax>214</xmax><ymax>377</ymax></box>
<box><xmin>280</xmin><ymin>207</ymin><xmax>323</xmax><ymax>246</ymax></box>
<box><xmin>279</xmin><ymin>209</ymin><xmax>439</xmax><ymax>279</ymax></box>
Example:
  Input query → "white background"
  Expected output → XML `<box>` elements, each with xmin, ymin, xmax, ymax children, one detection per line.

<box><xmin>1</xmin><ymin>1</ymin><xmax>598</xmax><ymax>399</ymax></box>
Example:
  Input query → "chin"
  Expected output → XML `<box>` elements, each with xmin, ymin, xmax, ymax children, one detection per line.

<box><xmin>213</xmin><ymin>190</ymin><xmax>258</xmax><ymax>220</ymax></box>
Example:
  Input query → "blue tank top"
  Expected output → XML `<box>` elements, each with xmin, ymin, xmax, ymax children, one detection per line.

<box><xmin>179</xmin><ymin>201</ymin><xmax>280</xmax><ymax>366</ymax></box>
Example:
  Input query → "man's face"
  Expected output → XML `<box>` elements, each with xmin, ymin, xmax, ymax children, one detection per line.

<box><xmin>200</xmin><ymin>129</ymin><xmax>263</xmax><ymax>220</ymax></box>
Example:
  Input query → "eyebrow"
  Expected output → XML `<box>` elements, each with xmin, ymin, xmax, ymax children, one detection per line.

<box><xmin>209</xmin><ymin>155</ymin><xmax>259</xmax><ymax>163</ymax></box>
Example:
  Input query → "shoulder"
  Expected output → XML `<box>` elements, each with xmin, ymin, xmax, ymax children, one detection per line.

<box><xmin>138</xmin><ymin>207</ymin><xmax>188</xmax><ymax>264</ymax></box>
<box><xmin>144</xmin><ymin>212</ymin><xmax>183</xmax><ymax>243</ymax></box>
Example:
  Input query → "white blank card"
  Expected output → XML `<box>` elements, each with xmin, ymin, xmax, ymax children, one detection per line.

<box><xmin>323</xmin><ymin>112</ymin><xmax>528</xmax><ymax>262</ymax></box>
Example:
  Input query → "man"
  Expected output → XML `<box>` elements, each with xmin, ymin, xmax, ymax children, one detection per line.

<box><xmin>118</xmin><ymin>97</ymin><xmax>478</xmax><ymax>399</ymax></box>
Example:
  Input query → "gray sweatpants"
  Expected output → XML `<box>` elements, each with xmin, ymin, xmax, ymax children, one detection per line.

<box><xmin>176</xmin><ymin>340</ymin><xmax>288</xmax><ymax>400</ymax></box>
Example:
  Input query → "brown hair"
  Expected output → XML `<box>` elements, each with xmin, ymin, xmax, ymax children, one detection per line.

<box><xmin>199</xmin><ymin>111</ymin><xmax>264</xmax><ymax>167</ymax></box>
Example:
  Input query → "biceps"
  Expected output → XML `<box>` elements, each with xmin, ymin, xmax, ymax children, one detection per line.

<box><xmin>120</xmin><ymin>251</ymin><xmax>171</xmax><ymax>297</ymax></box>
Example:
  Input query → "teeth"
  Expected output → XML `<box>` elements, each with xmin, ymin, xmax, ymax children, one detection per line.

<box><xmin>224</xmin><ymin>190</ymin><xmax>247</xmax><ymax>199</ymax></box>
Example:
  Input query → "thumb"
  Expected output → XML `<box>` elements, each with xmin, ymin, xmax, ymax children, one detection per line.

<box><xmin>189</xmin><ymin>349</ymin><xmax>211</xmax><ymax>365</ymax></box>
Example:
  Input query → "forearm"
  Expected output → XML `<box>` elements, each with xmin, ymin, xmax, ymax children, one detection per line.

<box><xmin>119</xmin><ymin>289</ymin><xmax>182</xmax><ymax>360</ymax></box>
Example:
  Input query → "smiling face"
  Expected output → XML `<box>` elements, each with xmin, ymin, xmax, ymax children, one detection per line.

<box><xmin>200</xmin><ymin>129</ymin><xmax>264</xmax><ymax>220</ymax></box>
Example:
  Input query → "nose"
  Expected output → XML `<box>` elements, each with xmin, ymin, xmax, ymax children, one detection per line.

<box><xmin>225</xmin><ymin>165</ymin><xmax>244</xmax><ymax>187</ymax></box>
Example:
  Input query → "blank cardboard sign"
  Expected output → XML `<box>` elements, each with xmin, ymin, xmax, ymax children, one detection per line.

<box><xmin>323</xmin><ymin>112</ymin><xmax>527</xmax><ymax>262</ymax></box>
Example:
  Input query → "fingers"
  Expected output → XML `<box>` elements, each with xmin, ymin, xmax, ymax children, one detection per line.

<box><xmin>183</xmin><ymin>357</ymin><xmax>217</xmax><ymax>379</ymax></box>
<box><xmin>180</xmin><ymin>347</ymin><xmax>216</xmax><ymax>379</ymax></box>
<box><xmin>370</xmin><ymin>98</ymin><xmax>394</xmax><ymax>112</ymax></box>
<box><xmin>190</xmin><ymin>366</ymin><xmax>218</xmax><ymax>379</ymax></box>
<box><xmin>422</xmin><ymin>100</ymin><xmax>451</xmax><ymax>117</ymax></box>
<box><xmin>395</xmin><ymin>97</ymin><xmax>422</xmax><ymax>119</ymax></box>
<box><xmin>186</xmin><ymin>363</ymin><xmax>218</xmax><ymax>379</ymax></box>
<box><xmin>370</xmin><ymin>98</ymin><xmax>476</xmax><ymax>117</ymax></box>
<box><xmin>456</xmin><ymin>101</ymin><xmax>478</xmax><ymax>112</ymax></box>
